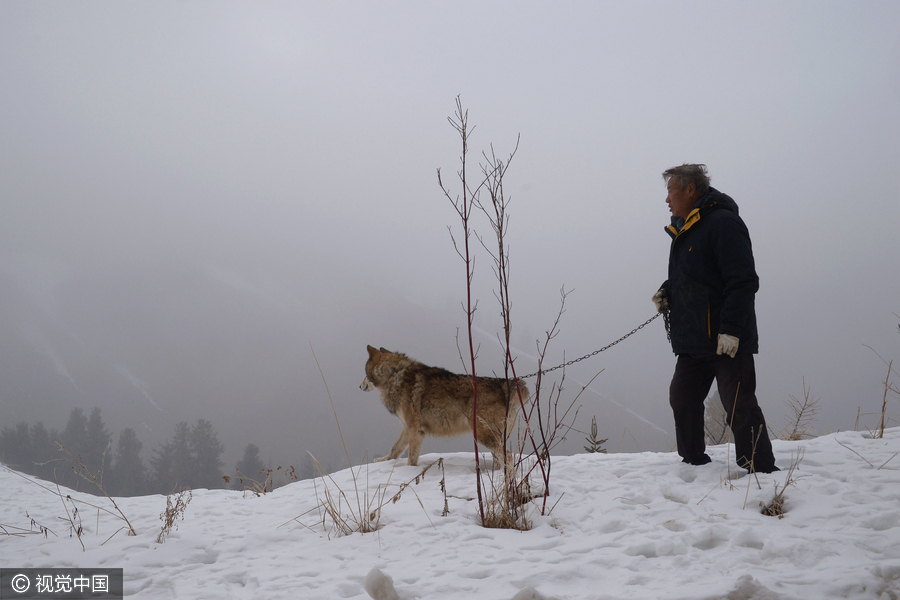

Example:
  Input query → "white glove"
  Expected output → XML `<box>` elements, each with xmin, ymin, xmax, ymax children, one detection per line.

<box><xmin>651</xmin><ymin>290</ymin><xmax>668</xmax><ymax>313</ymax></box>
<box><xmin>716</xmin><ymin>334</ymin><xmax>739</xmax><ymax>358</ymax></box>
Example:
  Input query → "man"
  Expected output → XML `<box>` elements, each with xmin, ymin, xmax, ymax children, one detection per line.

<box><xmin>654</xmin><ymin>164</ymin><xmax>778</xmax><ymax>472</ymax></box>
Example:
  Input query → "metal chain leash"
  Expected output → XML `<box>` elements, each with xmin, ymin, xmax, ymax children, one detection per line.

<box><xmin>518</xmin><ymin>309</ymin><xmax>670</xmax><ymax>380</ymax></box>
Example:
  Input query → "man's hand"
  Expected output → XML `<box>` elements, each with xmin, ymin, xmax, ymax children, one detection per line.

<box><xmin>651</xmin><ymin>290</ymin><xmax>669</xmax><ymax>313</ymax></box>
<box><xmin>716</xmin><ymin>334</ymin><xmax>739</xmax><ymax>358</ymax></box>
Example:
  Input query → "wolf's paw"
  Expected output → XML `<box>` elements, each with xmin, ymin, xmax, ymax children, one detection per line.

<box><xmin>374</xmin><ymin>456</ymin><xmax>390</xmax><ymax>463</ymax></box>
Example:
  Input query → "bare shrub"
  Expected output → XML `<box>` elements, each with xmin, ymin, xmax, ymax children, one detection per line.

<box><xmin>438</xmin><ymin>97</ymin><xmax>581</xmax><ymax>528</ymax></box>
<box><xmin>438</xmin><ymin>97</ymin><xmax>490</xmax><ymax>522</ymax></box>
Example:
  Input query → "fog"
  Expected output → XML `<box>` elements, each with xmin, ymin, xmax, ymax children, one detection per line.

<box><xmin>2</xmin><ymin>2</ymin><xmax>898</xmax><ymax>473</ymax></box>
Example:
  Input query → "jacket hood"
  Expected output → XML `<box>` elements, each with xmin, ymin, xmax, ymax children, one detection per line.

<box><xmin>667</xmin><ymin>187</ymin><xmax>739</xmax><ymax>236</ymax></box>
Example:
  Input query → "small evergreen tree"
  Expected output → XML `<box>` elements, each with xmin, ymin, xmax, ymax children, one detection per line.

<box><xmin>583</xmin><ymin>416</ymin><xmax>608</xmax><ymax>454</ymax></box>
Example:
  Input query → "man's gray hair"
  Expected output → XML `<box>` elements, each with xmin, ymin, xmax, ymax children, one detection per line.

<box><xmin>662</xmin><ymin>164</ymin><xmax>710</xmax><ymax>197</ymax></box>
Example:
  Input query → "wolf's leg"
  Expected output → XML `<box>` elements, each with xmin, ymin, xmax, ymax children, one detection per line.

<box><xmin>487</xmin><ymin>447</ymin><xmax>517</xmax><ymax>471</ymax></box>
<box><xmin>406</xmin><ymin>427</ymin><xmax>425</xmax><ymax>466</ymax></box>
<box><xmin>375</xmin><ymin>427</ymin><xmax>409</xmax><ymax>462</ymax></box>
<box><xmin>477</xmin><ymin>426</ymin><xmax>509</xmax><ymax>471</ymax></box>
<box><xmin>501</xmin><ymin>449</ymin><xmax>516</xmax><ymax>471</ymax></box>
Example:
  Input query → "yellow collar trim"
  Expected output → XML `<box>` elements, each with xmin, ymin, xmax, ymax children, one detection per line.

<box><xmin>668</xmin><ymin>207</ymin><xmax>702</xmax><ymax>238</ymax></box>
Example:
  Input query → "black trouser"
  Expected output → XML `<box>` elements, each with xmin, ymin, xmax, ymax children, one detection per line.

<box><xmin>669</xmin><ymin>353</ymin><xmax>776</xmax><ymax>471</ymax></box>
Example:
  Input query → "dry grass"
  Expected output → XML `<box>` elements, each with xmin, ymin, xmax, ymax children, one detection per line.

<box><xmin>307</xmin><ymin>453</ymin><xmax>389</xmax><ymax>537</ymax></box>
<box><xmin>224</xmin><ymin>465</ymin><xmax>299</xmax><ymax>498</ymax></box>
<box><xmin>760</xmin><ymin>450</ymin><xmax>804</xmax><ymax>518</ymax></box>
<box><xmin>290</xmin><ymin>346</ymin><xmax>443</xmax><ymax>538</ymax></box>
<box><xmin>704</xmin><ymin>392</ymin><xmax>730</xmax><ymax>446</ymax></box>
<box><xmin>876</xmin><ymin>358</ymin><xmax>898</xmax><ymax>439</ymax></box>
<box><xmin>1</xmin><ymin>446</ymin><xmax>137</xmax><ymax>551</ymax></box>
<box><xmin>283</xmin><ymin>456</ymin><xmax>442</xmax><ymax>538</ymax></box>
<box><xmin>861</xmin><ymin>345</ymin><xmax>899</xmax><ymax>439</ymax></box>
<box><xmin>157</xmin><ymin>488</ymin><xmax>192</xmax><ymax>543</ymax></box>
<box><xmin>55</xmin><ymin>442</ymin><xmax>137</xmax><ymax>539</ymax></box>
<box><xmin>835</xmin><ymin>438</ymin><xmax>899</xmax><ymax>470</ymax></box>
<box><xmin>0</xmin><ymin>513</ymin><xmax>57</xmax><ymax>539</ymax></box>
<box><xmin>480</xmin><ymin>455</ymin><xmax>540</xmax><ymax>531</ymax></box>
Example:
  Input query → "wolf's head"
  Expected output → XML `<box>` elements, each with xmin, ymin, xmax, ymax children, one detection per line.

<box><xmin>360</xmin><ymin>345</ymin><xmax>389</xmax><ymax>391</ymax></box>
<box><xmin>360</xmin><ymin>345</ymin><xmax>412</xmax><ymax>392</ymax></box>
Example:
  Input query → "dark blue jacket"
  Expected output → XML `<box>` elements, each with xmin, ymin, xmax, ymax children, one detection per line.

<box><xmin>661</xmin><ymin>187</ymin><xmax>759</xmax><ymax>355</ymax></box>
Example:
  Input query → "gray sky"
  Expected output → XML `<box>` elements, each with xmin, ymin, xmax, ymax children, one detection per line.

<box><xmin>2</xmin><ymin>2</ymin><xmax>899</xmax><ymax>463</ymax></box>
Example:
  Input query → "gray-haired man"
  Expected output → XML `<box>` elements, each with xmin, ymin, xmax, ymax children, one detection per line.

<box><xmin>655</xmin><ymin>164</ymin><xmax>778</xmax><ymax>473</ymax></box>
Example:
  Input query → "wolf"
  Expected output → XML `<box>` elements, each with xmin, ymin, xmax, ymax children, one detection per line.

<box><xmin>360</xmin><ymin>345</ymin><xmax>530</xmax><ymax>467</ymax></box>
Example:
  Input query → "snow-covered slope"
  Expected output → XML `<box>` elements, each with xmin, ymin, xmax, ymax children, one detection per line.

<box><xmin>2</xmin><ymin>428</ymin><xmax>899</xmax><ymax>599</ymax></box>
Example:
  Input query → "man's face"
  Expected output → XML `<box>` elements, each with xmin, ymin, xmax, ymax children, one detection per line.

<box><xmin>666</xmin><ymin>178</ymin><xmax>697</xmax><ymax>219</ymax></box>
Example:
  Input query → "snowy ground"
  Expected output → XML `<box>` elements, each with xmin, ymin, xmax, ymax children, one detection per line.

<box><xmin>2</xmin><ymin>428</ymin><xmax>899</xmax><ymax>600</ymax></box>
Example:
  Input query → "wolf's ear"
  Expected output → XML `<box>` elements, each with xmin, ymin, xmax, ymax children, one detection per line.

<box><xmin>367</xmin><ymin>345</ymin><xmax>378</xmax><ymax>357</ymax></box>
<box><xmin>379</xmin><ymin>347</ymin><xmax>389</xmax><ymax>353</ymax></box>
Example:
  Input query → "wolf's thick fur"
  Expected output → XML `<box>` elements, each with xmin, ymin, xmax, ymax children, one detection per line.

<box><xmin>360</xmin><ymin>345</ymin><xmax>529</xmax><ymax>467</ymax></box>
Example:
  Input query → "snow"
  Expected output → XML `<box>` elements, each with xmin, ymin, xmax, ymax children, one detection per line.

<box><xmin>2</xmin><ymin>428</ymin><xmax>899</xmax><ymax>600</ymax></box>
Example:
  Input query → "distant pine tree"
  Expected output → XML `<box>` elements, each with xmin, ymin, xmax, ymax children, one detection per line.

<box><xmin>111</xmin><ymin>428</ymin><xmax>146</xmax><ymax>496</ymax></box>
<box><xmin>170</xmin><ymin>422</ymin><xmax>195</xmax><ymax>490</ymax></box>
<box><xmin>0</xmin><ymin>421</ymin><xmax>31</xmax><ymax>471</ymax></box>
<box><xmin>148</xmin><ymin>419</ymin><xmax>227</xmax><ymax>493</ymax></box>
<box><xmin>61</xmin><ymin>408</ymin><xmax>88</xmax><ymax>457</ymax></box>
<box><xmin>232</xmin><ymin>443</ymin><xmax>267</xmax><ymax>490</ymax></box>
<box><xmin>84</xmin><ymin>407</ymin><xmax>112</xmax><ymax>479</ymax></box>
<box><xmin>29</xmin><ymin>422</ymin><xmax>57</xmax><ymax>482</ymax></box>
<box><xmin>191</xmin><ymin>419</ymin><xmax>225</xmax><ymax>490</ymax></box>
<box><xmin>298</xmin><ymin>453</ymin><xmax>315</xmax><ymax>481</ymax></box>
<box><xmin>149</xmin><ymin>441</ymin><xmax>176</xmax><ymax>494</ymax></box>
